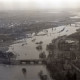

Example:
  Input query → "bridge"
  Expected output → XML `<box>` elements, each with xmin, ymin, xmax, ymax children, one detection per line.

<box><xmin>17</xmin><ymin>59</ymin><xmax>47</xmax><ymax>65</ymax></box>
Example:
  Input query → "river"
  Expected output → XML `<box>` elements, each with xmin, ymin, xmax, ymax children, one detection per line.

<box><xmin>0</xmin><ymin>24</ymin><xmax>80</xmax><ymax>80</ymax></box>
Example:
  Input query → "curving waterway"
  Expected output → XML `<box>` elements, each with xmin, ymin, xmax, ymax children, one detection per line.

<box><xmin>0</xmin><ymin>24</ymin><xmax>80</xmax><ymax>80</ymax></box>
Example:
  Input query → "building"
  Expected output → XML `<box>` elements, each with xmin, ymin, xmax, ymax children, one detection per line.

<box><xmin>58</xmin><ymin>39</ymin><xmax>79</xmax><ymax>51</ymax></box>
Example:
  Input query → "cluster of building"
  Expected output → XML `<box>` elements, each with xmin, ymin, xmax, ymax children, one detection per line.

<box><xmin>58</xmin><ymin>38</ymin><xmax>79</xmax><ymax>60</ymax></box>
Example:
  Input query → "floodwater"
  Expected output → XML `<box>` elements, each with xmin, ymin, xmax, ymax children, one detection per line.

<box><xmin>0</xmin><ymin>65</ymin><xmax>51</xmax><ymax>80</ymax></box>
<box><xmin>8</xmin><ymin>25</ymin><xmax>79</xmax><ymax>60</ymax></box>
<box><xmin>0</xmin><ymin>24</ymin><xmax>80</xmax><ymax>80</ymax></box>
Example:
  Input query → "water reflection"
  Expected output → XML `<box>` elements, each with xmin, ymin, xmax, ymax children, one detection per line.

<box><xmin>8</xmin><ymin>25</ymin><xmax>79</xmax><ymax>60</ymax></box>
<box><xmin>4</xmin><ymin>25</ymin><xmax>79</xmax><ymax>80</ymax></box>
<box><xmin>0</xmin><ymin>65</ymin><xmax>51</xmax><ymax>80</ymax></box>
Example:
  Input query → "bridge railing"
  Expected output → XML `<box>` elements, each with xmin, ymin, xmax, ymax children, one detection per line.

<box><xmin>17</xmin><ymin>59</ymin><xmax>47</xmax><ymax>65</ymax></box>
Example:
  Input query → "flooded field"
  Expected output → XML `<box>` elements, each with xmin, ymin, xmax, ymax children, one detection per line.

<box><xmin>0</xmin><ymin>25</ymin><xmax>79</xmax><ymax>80</ymax></box>
<box><xmin>8</xmin><ymin>25</ymin><xmax>80</xmax><ymax>60</ymax></box>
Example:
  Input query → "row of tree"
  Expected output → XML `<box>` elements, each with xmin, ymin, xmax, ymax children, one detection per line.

<box><xmin>0</xmin><ymin>51</ymin><xmax>16</xmax><ymax>64</ymax></box>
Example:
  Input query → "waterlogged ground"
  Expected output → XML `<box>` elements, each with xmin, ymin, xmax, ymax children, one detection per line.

<box><xmin>0</xmin><ymin>24</ymin><xmax>79</xmax><ymax>80</ymax></box>
<box><xmin>8</xmin><ymin>25</ymin><xmax>80</xmax><ymax>60</ymax></box>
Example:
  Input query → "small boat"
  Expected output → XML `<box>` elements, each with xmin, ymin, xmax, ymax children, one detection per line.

<box><xmin>22</xmin><ymin>44</ymin><xmax>25</xmax><ymax>46</ymax></box>
<box><xmin>35</xmin><ymin>41</ymin><xmax>43</xmax><ymax>44</ymax></box>
<box><xmin>58</xmin><ymin>27</ymin><xmax>65</xmax><ymax>33</ymax></box>
<box><xmin>36</xmin><ymin>45</ymin><xmax>42</xmax><ymax>51</ymax></box>
<box><xmin>21</xmin><ymin>43</ymin><xmax>27</xmax><ymax>46</ymax></box>
<box><xmin>32</xmin><ymin>38</ymin><xmax>36</xmax><ymax>42</ymax></box>
<box><xmin>66</xmin><ymin>30</ymin><xmax>68</xmax><ymax>32</ymax></box>
<box><xmin>39</xmin><ymin>41</ymin><xmax>43</xmax><ymax>44</ymax></box>
<box><xmin>35</xmin><ymin>42</ymin><xmax>39</xmax><ymax>44</ymax></box>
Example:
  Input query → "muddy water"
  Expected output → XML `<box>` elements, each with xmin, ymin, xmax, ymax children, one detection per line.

<box><xmin>0</xmin><ymin>25</ymin><xmax>79</xmax><ymax>80</ymax></box>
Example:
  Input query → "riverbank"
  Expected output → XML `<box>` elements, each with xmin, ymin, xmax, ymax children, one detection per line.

<box><xmin>46</xmin><ymin>26</ymin><xmax>80</xmax><ymax>80</ymax></box>
<box><xmin>0</xmin><ymin>24</ymin><xmax>79</xmax><ymax>80</ymax></box>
